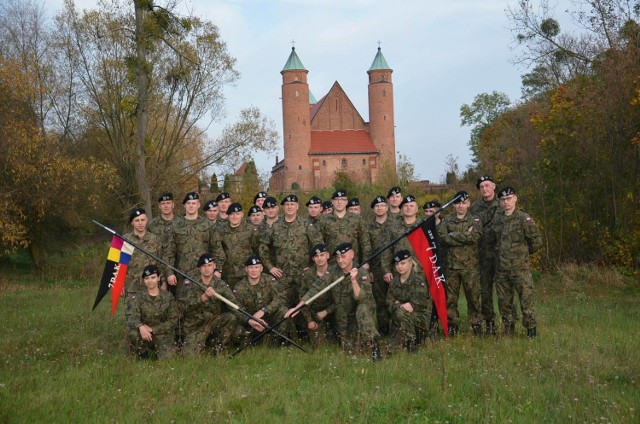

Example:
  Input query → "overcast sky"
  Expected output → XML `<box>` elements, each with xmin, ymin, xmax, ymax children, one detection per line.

<box><xmin>48</xmin><ymin>0</ymin><xmax>569</xmax><ymax>183</ymax></box>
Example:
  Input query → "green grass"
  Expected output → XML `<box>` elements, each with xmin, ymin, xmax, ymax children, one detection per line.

<box><xmin>0</xmin><ymin>266</ymin><xmax>638</xmax><ymax>423</ymax></box>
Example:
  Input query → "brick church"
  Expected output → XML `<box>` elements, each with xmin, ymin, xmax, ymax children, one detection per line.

<box><xmin>269</xmin><ymin>46</ymin><xmax>397</xmax><ymax>191</ymax></box>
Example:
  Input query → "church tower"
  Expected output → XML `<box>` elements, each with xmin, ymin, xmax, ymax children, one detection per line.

<box><xmin>367</xmin><ymin>47</ymin><xmax>396</xmax><ymax>174</ymax></box>
<box><xmin>280</xmin><ymin>47</ymin><xmax>313</xmax><ymax>191</ymax></box>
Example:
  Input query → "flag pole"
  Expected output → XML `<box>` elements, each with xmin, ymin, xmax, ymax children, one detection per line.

<box><xmin>230</xmin><ymin>192</ymin><xmax>462</xmax><ymax>357</ymax></box>
<box><xmin>92</xmin><ymin>220</ymin><xmax>308</xmax><ymax>353</ymax></box>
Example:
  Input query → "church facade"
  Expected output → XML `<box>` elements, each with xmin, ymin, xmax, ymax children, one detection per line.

<box><xmin>269</xmin><ymin>47</ymin><xmax>397</xmax><ymax>192</ymax></box>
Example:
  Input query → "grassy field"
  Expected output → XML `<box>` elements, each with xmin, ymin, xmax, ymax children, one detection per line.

<box><xmin>0</xmin><ymin>264</ymin><xmax>638</xmax><ymax>423</ymax></box>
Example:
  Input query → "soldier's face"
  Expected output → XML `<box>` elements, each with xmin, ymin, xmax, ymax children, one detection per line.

<box><xmin>373</xmin><ymin>202</ymin><xmax>388</xmax><ymax>217</ymax></box>
<box><xmin>394</xmin><ymin>258</ymin><xmax>413</xmax><ymax>276</ymax></box>
<box><xmin>245</xmin><ymin>264</ymin><xmax>263</xmax><ymax>280</ymax></box>
<box><xmin>402</xmin><ymin>202</ymin><xmax>418</xmax><ymax>218</ymax></box>
<box><xmin>335</xmin><ymin>250</ymin><xmax>354</xmax><ymax>270</ymax></box>
<box><xmin>255</xmin><ymin>197</ymin><xmax>266</xmax><ymax>208</ymax></box>
<box><xmin>347</xmin><ymin>205</ymin><xmax>361</xmax><ymax>214</ymax></box>
<box><xmin>454</xmin><ymin>199</ymin><xmax>470</xmax><ymax>215</ymax></box>
<box><xmin>131</xmin><ymin>214</ymin><xmax>148</xmax><ymax>233</ymax></box>
<box><xmin>184</xmin><ymin>200</ymin><xmax>200</xmax><ymax>215</ymax></box>
<box><xmin>479</xmin><ymin>181</ymin><xmax>496</xmax><ymax>200</ymax></box>
<box><xmin>388</xmin><ymin>193</ymin><xmax>402</xmax><ymax>208</ymax></box>
<box><xmin>424</xmin><ymin>207</ymin><xmax>438</xmax><ymax>217</ymax></box>
<box><xmin>249</xmin><ymin>211</ymin><xmax>264</xmax><ymax>225</ymax></box>
<box><xmin>322</xmin><ymin>207</ymin><xmax>333</xmax><ymax>215</ymax></box>
<box><xmin>312</xmin><ymin>251</ymin><xmax>329</xmax><ymax>267</ymax></box>
<box><xmin>264</xmin><ymin>205</ymin><xmax>279</xmax><ymax>219</ymax></box>
<box><xmin>158</xmin><ymin>200</ymin><xmax>174</xmax><ymax>216</ymax></box>
<box><xmin>332</xmin><ymin>197</ymin><xmax>347</xmax><ymax>213</ymax></box>
<box><xmin>205</xmin><ymin>207</ymin><xmax>219</xmax><ymax>222</ymax></box>
<box><xmin>199</xmin><ymin>261</ymin><xmax>216</xmax><ymax>277</ymax></box>
<box><xmin>229</xmin><ymin>211</ymin><xmax>244</xmax><ymax>227</ymax></box>
<box><xmin>283</xmin><ymin>201</ymin><xmax>299</xmax><ymax>217</ymax></box>
<box><xmin>218</xmin><ymin>198</ymin><xmax>231</xmax><ymax>213</ymax></box>
<box><xmin>143</xmin><ymin>273</ymin><xmax>160</xmax><ymax>289</ymax></box>
<box><xmin>500</xmin><ymin>194</ymin><xmax>517</xmax><ymax>213</ymax></box>
<box><xmin>307</xmin><ymin>204</ymin><xmax>322</xmax><ymax>218</ymax></box>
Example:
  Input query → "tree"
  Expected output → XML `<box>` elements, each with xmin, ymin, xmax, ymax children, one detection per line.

<box><xmin>210</xmin><ymin>173</ymin><xmax>219</xmax><ymax>193</ymax></box>
<box><xmin>460</xmin><ymin>91</ymin><xmax>511</xmax><ymax>165</ymax></box>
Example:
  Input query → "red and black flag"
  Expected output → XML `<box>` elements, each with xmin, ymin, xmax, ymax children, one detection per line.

<box><xmin>92</xmin><ymin>236</ymin><xmax>135</xmax><ymax>315</ymax></box>
<box><xmin>407</xmin><ymin>218</ymin><xmax>448</xmax><ymax>338</ymax></box>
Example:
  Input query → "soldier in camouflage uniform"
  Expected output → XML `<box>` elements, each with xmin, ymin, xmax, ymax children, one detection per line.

<box><xmin>247</xmin><ymin>205</ymin><xmax>264</xmax><ymax>227</ymax></box>
<box><xmin>218</xmin><ymin>203</ymin><xmax>260</xmax><ymax>289</ymax></box>
<box><xmin>387</xmin><ymin>186</ymin><xmax>403</xmax><ymax>217</ymax></box>
<box><xmin>306</xmin><ymin>196</ymin><xmax>323</xmax><ymax>225</ymax></box>
<box><xmin>316</xmin><ymin>189</ymin><xmax>372</xmax><ymax>266</ymax></box>
<box><xmin>321</xmin><ymin>200</ymin><xmax>333</xmax><ymax>215</ymax></box>
<box><xmin>179</xmin><ymin>253</ymin><xmax>263</xmax><ymax>356</ymax></box>
<box><xmin>367</xmin><ymin>195</ymin><xmax>400</xmax><ymax>335</ymax></box>
<box><xmin>126</xmin><ymin>265</ymin><xmax>178</xmax><ymax>359</ymax></box>
<box><xmin>254</xmin><ymin>191</ymin><xmax>268</xmax><ymax>209</ymax></box>
<box><xmin>215</xmin><ymin>192</ymin><xmax>232</xmax><ymax>224</ymax></box>
<box><xmin>123</xmin><ymin>208</ymin><xmax>165</xmax><ymax>296</ymax></box>
<box><xmin>164</xmin><ymin>192</ymin><xmax>225</xmax><ymax>297</ymax></box>
<box><xmin>437</xmin><ymin>191</ymin><xmax>483</xmax><ymax>336</ymax></box>
<box><xmin>287</xmin><ymin>243</ymin><xmax>381</xmax><ymax>361</ymax></box>
<box><xmin>233</xmin><ymin>256</ymin><xmax>290</xmax><ymax>345</ymax></box>
<box><xmin>382</xmin><ymin>194</ymin><xmax>423</xmax><ymax>283</ymax></box>
<box><xmin>148</xmin><ymin>192</ymin><xmax>184</xmax><ymax>291</ymax></box>
<box><xmin>423</xmin><ymin>200</ymin><xmax>442</xmax><ymax>222</ymax></box>
<box><xmin>386</xmin><ymin>250</ymin><xmax>431</xmax><ymax>353</ymax></box>
<box><xmin>470</xmin><ymin>175</ymin><xmax>501</xmax><ymax>335</ymax></box>
<box><xmin>203</xmin><ymin>200</ymin><xmax>219</xmax><ymax>224</ymax></box>
<box><xmin>347</xmin><ymin>198</ymin><xmax>361</xmax><ymax>214</ymax></box>
<box><xmin>492</xmin><ymin>187</ymin><xmax>543</xmax><ymax>338</ymax></box>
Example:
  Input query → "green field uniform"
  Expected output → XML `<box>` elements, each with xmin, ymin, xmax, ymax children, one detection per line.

<box><xmin>438</xmin><ymin>213</ymin><xmax>483</xmax><ymax>328</ymax></box>
<box><xmin>122</xmin><ymin>231</ymin><xmax>164</xmax><ymax>295</ymax></box>
<box><xmin>299</xmin><ymin>264</ymin><xmax>337</xmax><ymax>343</ymax></box>
<box><xmin>218</xmin><ymin>221</ymin><xmax>260</xmax><ymax>289</ymax></box>
<box><xmin>386</xmin><ymin>269</ymin><xmax>431</xmax><ymax>349</ymax></box>
<box><xmin>382</xmin><ymin>220</ymin><xmax>423</xmax><ymax>276</ymax></box>
<box><xmin>492</xmin><ymin>209</ymin><xmax>543</xmax><ymax>331</ymax></box>
<box><xmin>164</xmin><ymin>217</ymin><xmax>226</xmax><ymax>295</ymax></box>
<box><xmin>148</xmin><ymin>215</ymin><xmax>185</xmax><ymax>263</ymax></box>
<box><xmin>126</xmin><ymin>289</ymin><xmax>178</xmax><ymax>359</ymax></box>
<box><xmin>178</xmin><ymin>277</ymin><xmax>241</xmax><ymax>356</ymax></box>
<box><xmin>316</xmin><ymin>213</ymin><xmax>372</xmax><ymax>265</ymax></box>
<box><xmin>259</xmin><ymin>217</ymin><xmax>322</xmax><ymax>305</ymax></box>
<box><xmin>302</xmin><ymin>266</ymin><xmax>379</xmax><ymax>349</ymax></box>
<box><xmin>470</xmin><ymin>197</ymin><xmax>500</xmax><ymax>323</ymax></box>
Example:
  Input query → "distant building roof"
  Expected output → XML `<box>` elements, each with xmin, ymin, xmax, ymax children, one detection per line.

<box><xmin>282</xmin><ymin>47</ymin><xmax>306</xmax><ymax>71</ymax></box>
<box><xmin>309</xmin><ymin>130</ymin><xmax>379</xmax><ymax>155</ymax></box>
<box><xmin>369</xmin><ymin>47</ymin><xmax>391</xmax><ymax>71</ymax></box>
<box><xmin>309</xmin><ymin>90</ymin><xmax>317</xmax><ymax>105</ymax></box>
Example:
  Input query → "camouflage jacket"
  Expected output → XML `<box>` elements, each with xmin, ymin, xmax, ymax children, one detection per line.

<box><xmin>178</xmin><ymin>276</ymin><xmax>241</xmax><ymax>333</ymax></box>
<box><xmin>164</xmin><ymin>216</ymin><xmax>226</xmax><ymax>284</ymax></box>
<box><xmin>299</xmin><ymin>264</ymin><xmax>336</xmax><ymax>323</ymax></box>
<box><xmin>259</xmin><ymin>216</ymin><xmax>322</xmax><ymax>279</ymax></box>
<box><xmin>386</xmin><ymin>269</ymin><xmax>431</xmax><ymax>314</ymax></box>
<box><xmin>123</xmin><ymin>231</ymin><xmax>164</xmax><ymax>293</ymax></box>
<box><xmin>125</xmin><ymin>289</ymin><xmax>178</xmax><ymax>336</ymax></box>
<box><xmin>470</xmin><ymin>197</ymin><xmax>500</xmax><ymax>259</ymax></box>
<box><xmin>382</xmin><ymin>219</ymin><xmax>422</xmax><ymax>275</ymax></box>
<box><xmin>148</xmin><ymin>215</ymin><xmax>185</xmax><ymax>260</ymax></box>
<box><xmin>438</xmin><ymin>213</ymin><xmax>482</xmax><ymax>270</ymax></box>
<box><xmin>218</xmin><ymin>221</ymin><xmax>260</xmax><ymax>283</ymax></box>
<box><xmin>492</xmin><ymin>209</ymin><xmax>543</xmax><ymax>271</ymax></box>
<box><xmin>233</xmin><ymin>274</ymin><xmax>287</xmax><ymax>316</ymax></box>
<box><xmin>367</xmin><ymin>215</ymin><xmax>401</xmax><ymax>273</ymax></box>
<box><xmin>316</xmin><ymin>212</ymin><xmax>372</xmax><ymax>265</ymax></box>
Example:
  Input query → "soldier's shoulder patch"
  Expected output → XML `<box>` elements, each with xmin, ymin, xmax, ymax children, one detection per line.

<box><xmin>473</xmin><ymin>218</ymin><xmax>480</xmax><ymax>222</ymax></box>
<box><xmin>184</xmin><ymin>280</ymin><xmax>191</xmax><ymax>285</ymax></box>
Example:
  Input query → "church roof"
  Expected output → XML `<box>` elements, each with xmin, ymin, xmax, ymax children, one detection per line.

<box><xmin>309</xmin><ymin>130</ymin><xmax>379</xmax><ymax>155</ymax></box>
<box><xmin>309</xmin><ymin>90</ymin><xmax>317</xmax><ymax>105</ymax></box>
<box><xmin>369</xmin><ymin>47</ymin><xmax>391</xmax><ymax>70</ymax></box>
<box><xmin>282</xmin><ymin>47</ymin><xmax>306</xmax><ymax>71</ymax></box>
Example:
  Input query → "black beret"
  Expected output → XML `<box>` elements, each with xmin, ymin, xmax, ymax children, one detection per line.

<box><xmin>227</xmin><ymin>202</ymin><xmax>243</xmax><ymax>213</ymax></box>
<box><xmin>197</xmin><ymin>252</ymin><xmax>215</xmax><ymax>267</ymax></box>
<box><xmin>453</xmin><ymin>191</ymin><xmax>469</xmax><ymax>203</ymax></box>
<box><xmin>333</xmin><ymin>242</ymin><xmax>353</xmax><ymax>256</ymax></box>
<box><xmin>370</xmin><ymin>195</ymin><xmax>387</xmax><ymax>208</ymax></box>
<box><xmin>498</xmin><ymin>187</ymin><xmax>517</xmax><ymax>198</ymax></box>
<box><xmin>141</xmin><ymin>264</ymin><xmax>159</xmax><ymax>278</ymax></box>
<box><xmin>321</xmin><ymin>200</ymin><xmax>333</xmax><ymax>210</ymax></box>
<box><xmin>423</xmin><ymin>200</ymin><xmax>441</xmax><ymax>210</ymax></box>
<box><xmin>244</xmin><ymin>255</ymin><xmax>263</xmax><ymax>266</ymax></box>
<box><xmin>263</xmin><ymin>197</ymin><xmax>278</xmax><ymax>208</ymax></box>
<box><xmin>387</xmin><ymin>186</ymin><xmax>402</xmax><ymax>198</ymax></box>
<box><xmin>309</xmin><ymin>243</ymin><xmax>327</xmax><ymax>258</ymax></box>
<box><xmin>129</xmin><ymin>208</ymin><xmax>146</xmax><ymax>223</ymax></box>
<box><xmin>281</xmin><ymin>194</ymin><xmax>299</xmax><ymax>204</ymax></box>
<box><xmin>253</xmin><ymin>191</ymin><xmax>268</xmax><ymax>202</ymax></box>
<box><xmin>183</xmin><ymin>192</ymin><xmax>199</xmax><ymax>204</ymax></box>
<box><xmin>331</xmin><ymin>189</ymin><xmax>348</xmax><ymax>199</ymax></box>
<box><xmin>306</xmin><ymin>196</ymin><xmax>322</xmax><ymax>206</ymax></box>
<box><xmin>157</xmin><ymin>192</ymin><xmax>173</xmax><ymax>202</ymax></box>
<box><xmin>347</xmin><ymin>198</ymin><xmax>360</xmax><ymax>207</ymax></box>
<box><xmin>203</xmin><ymin>200</ymin><xmax>218</xmax><ymax>211</ymax></box>
<box><xmin>399</xmin><ymin>194</ymin><xmax>417</xmax><ymax>207</ymax></box>
<box><xmin>215</xmin><ymin>192</ymin><xmax>231</xmax><ymax>202</ymax></box>
<box><xmin>476</xmin><ymin>175</ymin><xmax>494</xmax><ymax>189</ymax></box>
<box><xmin>393</xmin><ymin>250</ymin><xmax>411</xmax><ymax>263</ymax></box>
<box><xmin>248</xmin><ymin>205</ymin><xmax>262</xmax><ymax>216</ymax></box>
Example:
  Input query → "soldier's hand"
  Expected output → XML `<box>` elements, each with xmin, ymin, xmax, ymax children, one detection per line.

<box><xmin>349</xmin><ymin>268</ymin><xmax>359</xmax><ymax>280</ymax></box>
<box><xmin>253</xmin><ymin>309</ymin><xmax>265</xmax><ymax>321</ymax></box>
<box><xmin>167</xmin><ymin>275</ymin><xmax>177</xmax><ymax>286</ymax></box>
<box><xmin>401</xmin><ymin>302</ymin><xmax>414</xmax><ymax>313</ymax></box>
<box><xmin>316</xmin><ymin>310</ymin><xmax>328</xmax><ymax>321</ymax></box>
<box><xmin>308</xmin><ymin>321</ymin><xmax>319</xmax><ymax>331</ymax></box>
<box><xmin>139</xmin><ymin>325</ymin><xmax>153</xmax><ymax>341</ymax></box>
<box><xmin>383</xmin><ymin>273</ymin><xmax>393</xmax><ymax>283</ymax></box>
<box><xmin>270</xmin><ymin>267</ymin><xmax>284</xmax><ymax>278</ymax></box>
<box><xmin>248</xmin><ymin>318</ymin><xmax>266</xmax><ymax>332</ymax></box>
<box><xmin>204</xmin><ymin>286</ymin><xmax>216</xmax><ymax>298</ymax></box>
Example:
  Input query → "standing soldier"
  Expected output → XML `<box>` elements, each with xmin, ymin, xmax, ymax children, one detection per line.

<box><xmin>386</xmin><ymin>251</ymin><xmax>431</xmax><ymax>353</ymax></box>
<box><xmin>438</xmin><ymin>191</ymin><xmax>483</xmax><ymax>336</ymax></box>
<box><xmin>423</xmin><ymin>200</ymin><xmax>442</xmax><ymax>222</ymax></box>
<box><xmin>316</xmin><ymin>189</ymin><xmax>371</xmax><ymax>266</ymax></box>
<box><xmin>247</xmin><ymin>205</ymin><xmax>264</xmax><ymax>227</ymax></box>
<box><xmin>367</xmin><ymin>195</ymin><xmax>399</xmax><ymax>335</ymax></box>
<box><xmin>215</xmin><ymin>192</ymin><xmax>232</xmax><ymax>223</ymax></box>
<box><xmin>147</xmin><ymin>192</ymin><xmax>183</xmax><ymax>275</ymax></box>
<box><xmin>124</xmin><ymin>208</ymin><xmax>165</xmax><ymax>296</ymax></box>
<box><xmin>126</xmin><ymin>265</ymin><xmax>178</xmax><ymax>359</ymax></box>
<box><xmin>259</xmin><ymin>196</ymin><xmax>280</xmax><ymax>231</ymax></box>
<box><xmin>306</xmin><ymin>196</ymin><xmax>323</xmax><ymax>225</ymax></box>
<box><xmin>203</xmin><ymin>200</ymin><xmax>219</xmax><ymax>224</ymax></box>
<box><xmin>164</xmin><ymin>192</ymin><xmax>225</xmax><ymax>296</ymax></box>
<box><xmin>470</xmin><ymin>175</ymin><xmax>500</xmax><ymax>335</ymax></box>
<box><xmin>387</xmin><ymin>186</ymin><xmax>403</xmax><ymax>217</ymax></box>
<box><xmin>347</xmin><ymin>198</ymin><xmax>361</xmax><ymax>214</ymax></box>
<box><xmin>492</xmin><ymin>187</ymin><xmax>543</xmax><ymax>337</ymax></box>
<box><xmin>254</xmin><ymin>191</ymin><xmax>268</xmax><ymax>208</ymax></box>
<box><xmin>321</xmin><ymin>200</ymin><xmax>333</xmax><ymax>215</ymax></box>
<box><xmin>382</xmin><ymin>194</ymin><xmax>423</xmax><ymax>283</ymax></box>
<box><xmin>218</xmin><ymin>203</ymin><xmax>261</xmax><ymax>289</ymax></box>
<box><xmin>179</xmin><ymin>253</ymin><xmax>263</xmax><ymax>356</ymax></box>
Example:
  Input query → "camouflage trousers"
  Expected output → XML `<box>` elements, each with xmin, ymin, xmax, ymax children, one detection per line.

<box><xmin>336</xmin><ymin>302</ymin><xmax>380</xmax><ymax>351</ymax></box>
<box><xmin>445</xmin><ymin>268</ymin><xmax>482</xmax><ymax>326</ymax></box>
<box><xmin>388</xmin><ymin>306</ymin><xmax>431</xmax><ymax>349</ymax></box>
<box><xmin>495</xmin><ymin>269</ymin><xmax>536</xmax><ymax>330</ymax></box>
<box><xmin>236</xmin><ymin>307</ymin><xmax>294</xmax><ymax>346</ymax></box>
<box><xmin>479</xmin><ymin>255</ymin><xmax>497</xmax><ymax>321</ymax></box>
<box><xmin>371</xmin><ymin>266</ymin><xmax>390</xmax><ymax>335</ymax></box>
<box><xmin>182</xmin><ymin>312</ymin><xmax>239</xmax><ymax>356</ymax></box>
<box><xmin>127</xmin><ymin>330</ymin><xmax>177</xmax><ymax>360</ymax></box>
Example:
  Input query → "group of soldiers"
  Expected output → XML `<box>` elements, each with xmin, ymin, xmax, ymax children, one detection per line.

<box><xmin>122</xmin><ymin>175</ymin><xmax>542</xmax><ymax>361</ymax></box>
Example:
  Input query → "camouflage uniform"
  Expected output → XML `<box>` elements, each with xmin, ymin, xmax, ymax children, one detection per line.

<box><xmin>367</xmin><ymin>215</ymin><xmax>400</xmax><ymax>334</ymax></box>
<box><xmin>470</xmin><ymin>197</ymin><xmax>500</xmax><ymax>324</ymax></box>
<box><xmin>259</xmin><ymin>217</ymin><xmax>322</xmax><ymax>305</ymax></box>
<box><xmin>126</xmin><ymin>289</ymin><xmax>178</xmax><ymax>359</ymax></box>
<box><xmin>492</xmin><ymin>209</ymin><xmax>543</xmax><ymax>332</ymax></box>
<box><xmin>178</xmin><ymin>277</ymin><xmax>241</xmax><ymax>356</ymax></box>
<box><xmin>122</xmin><ymin>231</ymin><xmax>164</xmax><ymax>296</ymax></box>
<box><xmin>437</xmin><ymin>213</ymin><xmax>483</xmax><ymax>329</ymax></box>
<box><xmin>382</xmin><ymin>220</ymin><xmax>423</xmax><ymax>276</ymax></box>
<box><xmin>302</xmin><ymin>266</ymin><xmax>379</xmax><ymax>349</ymax></box>
<box><xmin>218</xmin><ymin>221</ymin><xmax>260</xmax><ymax>289</ymax></box>
<box><xmin>164</xmin><ymin>217</ymin><xmax>226</xmax><ymax>296</ymax></box>
<box><xmin>386</xmin><ymin>269</ymin><xmax>431</xmax><ymax>348</ymax></box>
<box><xmin>148</xmin><ymin>215</ymin><xmax>185</xmax><ymax>263</ymax></box>
<box><xmin>299</xmin><ymin>264</ymin><xmax>338</xmax><ymax>343</ymax></box>
<box><xmin>316</xmin><ymin>213</ymin><xmax>372</xmax><ymax>265</ymax></box>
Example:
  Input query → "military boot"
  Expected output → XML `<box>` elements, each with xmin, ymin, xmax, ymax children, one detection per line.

<box><xmin>371</xmin><ymin>339</ymin><xmax>382</xmax><ymax>362</ymax></box>
<box><xmin>504</xmin><ymin>322</ymin><xmax>515</xmax><ymax>336</ymax></box>
<box><xmin>406</xmin><ymin>339</ymin><xmax>418</xmax><ymax>353</ymax></box>
<box><xmin>471</xmin><ymin>324</ymin><xmax>483</xmax><ymax>337</ymax></box>
<box><xmin>447</xmin><ymin>324</ymin><xmax>459</xmax><ymax>338</ymax></box>
<box><xmin>527</xmin><ymin>327</ymin><xmax>537</xmax><ymax>338</ymax></box>
<box><xmin>485</xmin><ymin>319</ymin><xmax>497</xmax><ymax>336</ymax></box>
